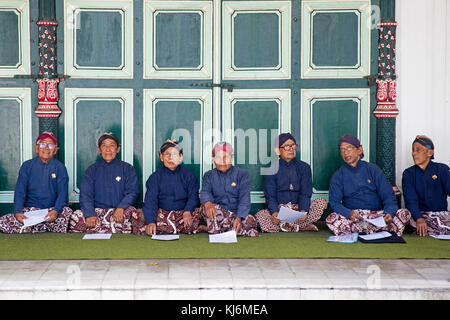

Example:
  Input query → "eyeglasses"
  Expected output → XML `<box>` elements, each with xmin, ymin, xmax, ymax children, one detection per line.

<box><xmin>162</xmin><ymin>152</ymin><xmax>180</xmax><ymax>159</ymax></box>
<box><xmin>38</xmin><ymin>142</ymin><xmax>55</xmax><ymax>150</ymax></box>
<box><xmin>280</xmin><ymin>144</ymin><xmax>298</xmax><ymax>151</ymax></box>
<box><xmin>340</xmin><ymin>145</ymin><xmax>356</xmax><ymax>153</ymax></box>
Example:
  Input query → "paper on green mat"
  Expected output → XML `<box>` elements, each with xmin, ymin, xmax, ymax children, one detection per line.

<box><xmin>0</xmin><ymin>232</ymin><xmax>448</xmax><ymax>260</ymax></box>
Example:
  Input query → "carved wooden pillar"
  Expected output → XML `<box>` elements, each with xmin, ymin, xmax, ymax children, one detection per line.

<box><xmin>374</xmin><ymin>1</ymin><xmax>398</xmax><ymax>197</ymax></box>
<box><xmin>35</xmin><ymin>0</ymin><xmax>61</xmax><ymax>136</ymax></box>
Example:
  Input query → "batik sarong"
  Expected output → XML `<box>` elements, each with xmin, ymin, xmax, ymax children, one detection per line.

<box><xmin>409</xmin><ymin>211</ymin><xmax>450</xmax><ymax>236</ymax></box>
<box><xmin>326</xmin><ymin>208</ymin><xmax>411</xmax><ymax>236</ymax></box>
<box><xmin>131</xmin><ymin>208</ymin><xmax>204</xmax><ymax>235</ymax></box>
<box><xmin>69</xmin><ymin>206</ymin><xmax>136</xmax><ymax>233</ymax></box>
<box><xmin>200</xmin><ymin>204</ymin><xmax>258</xmax><ymax>237</ymax></box>
<box><xmin>255</xmin><ymin>198</ymin><xmax>328</xmax><ymax>233</ymax></box>
<box><xmin>0</xmin><ymin>206</ymin><xmax>73</xmax><ymax>234</ymax></box>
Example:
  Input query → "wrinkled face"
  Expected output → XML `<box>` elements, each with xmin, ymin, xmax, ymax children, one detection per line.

<box><xmin>276</xmin><ymin>139</ymin><xmax>297</xmax><ymax>162</ymax></box>
<box><xmin>98</xmin><ymin>138</ymin><xmax>120</xmax><ymax>163</ymax></box>
<box><xmin>339</xmin><ymin>142</ymin><xmax>363</xmax><ymax>167</ymax></box>
<box><xmin>213</xmin><ymin>150</ymin><xmax>233</xmax><ymax>173</ymax></box>
<box><xmin>35</xmin><ymin>137</ymin><xmax>58</xmax><ymax>163</ymax></box>
<box><xmin>412</xmin><ymin>142</ymin><xmax>433</xmax><ymax>167</ymax></box>
<box><xmin>160</xmin><ymin>147</ymin><xmax>182</xmax><ymax>171</ymax></box>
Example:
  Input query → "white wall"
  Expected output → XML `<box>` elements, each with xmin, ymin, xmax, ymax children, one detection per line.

<box><xmin>396</xmin><ymin>0</ymin><xmax>450</xmax><ymax>198</ymax></box>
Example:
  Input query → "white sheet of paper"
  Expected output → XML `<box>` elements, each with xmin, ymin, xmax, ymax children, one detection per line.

<box><xmin>326</xmin><ymin>233</ymin><xmax>358</xmax><ymax>243</ymax></box>
<box><xmin>151</xmin><ymin>234</ymin><xmax>180</xmax><ymax>241</ymax></box>
<box><xmin>359</xmin><ymin>231</ymin><xmax>392</xmax><ymax>241</ymax></box>
<box><xmin>430</xmin><ymin>234</ymin><xmax>450</xmax><ymax>240</ymax></box>
<box><xmin>22</xmin><ymin>209</ymin><xmax>48</xmax><ymax>227</ymax></box>
<box><xmin>277</xmin><ymin>206</ymin><xmax>307</xmax><ymax>224</ymax></box>
<box><xmin>364</xmin><ymin>216</ymin><xmax>387</xmax><ymax>228</ymax></box>
<box><xmin>209</xmin><ymin>230</ymin><xmax>237</xmax><ymax>243</ymax></box>
<box><xmin>82</xmin><ymin>233</ymin><xmax>112</xmax><ymax>240</ymax></box>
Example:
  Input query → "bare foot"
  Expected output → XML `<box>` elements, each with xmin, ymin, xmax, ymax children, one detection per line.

<box><xmin>299</xmin><ymin>224</ymin><xmax>318</xmax><ymax>232</ymax></box>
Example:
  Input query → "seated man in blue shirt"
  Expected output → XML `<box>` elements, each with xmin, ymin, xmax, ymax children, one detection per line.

<box><xmin>0</xmin><ymin>132</ymin><xmax>72</xmax><ymax>233</ymax></box>
<box><xmin>255</xmin><ymin>133</ymin><xmax>328</xmax><ymax>233</ymax></box>
<box><xmin>132</xmin><ymin>140</ymin><xmax>205</xmax><ymax>236</ymax></box>
<box><xmin>402</xmin><ymin>135</ymin><xmax>450</xmax><ymax>236</ymax></box>
<box><xmin>326</xmin><ymin>134</ymin><xmax>411</xmax><ymax>236</ymax></box>
<box><xmin>69</xmin><ymin>133</ymin><xmax>139</xmax><ymax>233</ymax></box>
<box><xmin>200</xmin><ymin>142</ymin><xmax>258</xmax><ymax>237</ymax></box>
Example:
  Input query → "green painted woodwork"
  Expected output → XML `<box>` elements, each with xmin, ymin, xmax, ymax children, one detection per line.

<box><xmin>0</xmin><ymin>99</ymin><xmax>21</xmax><ymax>191</ymax></box>
<box><xmin>64</xmin><ymin>0</ymin><xmax>133</xmax><ymax>78</ymax></box>
<box><xmin>301</xmin><ymin>0</ymin><xmax>371</xmax><ymax>78</ymax></box>
<box><xmin>144</xmin><ymin>1</ymin><xmax>213</xmax><ymax>79</ymax></box>
<box><xmin>0</xmin><ymin>10</ymin><xmax>20</xmax><ymax>67</ymax></box>
<box><xmin>233</xmin><ymin>12</ymin><xmax>279</xmax><ymax>69</ymax></box>
<box><xmin>153</xmin><ymin>100</ymin><xmax>202</xmax><ymax>181</ymax></box>
<box><xmin>41</xmin><ymin>0</ymin><xmax>380</xmax><ymax>211</ymax></box>
<box><xmin>154</xmin><ymin>12</ymin><xmax>202</xmax><ymax>69</ymax></box>
<box><xmin>143</xmin><ymin>89</ymin><xmax>213</xmax><ymax>195</ymax></box>
<box><xmin>380</xmin><ymin>0</ymin><xmax>396</xmax><ymax>21</ymax></box>
<box><xmin>0</xmin><ymin>0</ymin><xmax>30</xmax><ymax>77</ymax></box>
<box><xmin>312</xmin><ymin>11</ymin><xmax>359</xmax><ymax>68</ymax></box>
<box><xmin>0</xmin><ymin>88</ymin><xmax>32</xmax><ymax>203</ymax></box>
<box><xmin>64</xmin><ymin>88</ymin><xmax>134</xmax><ymax>201</ymax></box>
<box><xmin>75</xmin><ymin>99</ymin><xmax>122</xmax><ymax>190</ymax></box>
<box><xmin>376</xmin><ymin>117</ymin><xmax>396</xmax><ymax>185</ymax></box>
<box><xmin>222</xmin><ymin>1</ymin><xmax>291</xmax><ymax>79</ymax></box>
<box><xmin>301</xmin><ymin>89</ymin><xmax>371</xmax><ymax>197</ymax></box>
<box><xmin>75</xmin><ymin>10</ymin><xmax>123</xmax><ymax>68</ymax></box>
<box><xmin>38</xmin><ymin>0</ymin><xmax>55</xmax><ymax>21</ymax></box>
<box><xmin>311</xmin><ymin>100</ymin><xmax>358</xmax><ymax>191</ymax></box>
<box><xmin>233</xmin><ymin>100</ymin><xmax>279</xmax><ymax>192</ymax></box>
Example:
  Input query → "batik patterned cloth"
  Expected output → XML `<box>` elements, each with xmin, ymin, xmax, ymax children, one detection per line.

<box><xmin>409</xmin><ymin>211</ymin><xmax>450</xmax><ymax>235</ymax></box>
<box><xmin>0</xmin><ymin>206</ymin><xmax>72</xmax><ymax>234</ymax></box>
<box><xmin>326</xmin><ymin>208</ymin><xmax>411</xmax><ymax>236</ymax></box>
<box><xmin>69</xmin><ymin>206</ymin><xmax>136</xmax><ymax>234</ymax></box>
<box><xmin>255</xmin><ymin>198</ymin><xmax>328</xmax><ymax>232</ymax></box>
<box><xmin>200</xmin><ymin>204</ymin><xmax>258</xmax><ymax>237</ymax></box>
<box><xmin>131</xmin><ymin>208</ymin><xmax>204</xmax><ymax>235</ymax></box>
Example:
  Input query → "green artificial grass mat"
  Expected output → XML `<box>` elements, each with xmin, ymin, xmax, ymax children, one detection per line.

<box><xmin>0</xmin><ymin>226</ymin><xmax>449</xmax><ymax>260</ymax></box>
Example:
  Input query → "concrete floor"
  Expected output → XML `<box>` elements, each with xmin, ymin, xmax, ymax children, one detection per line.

<box><xmin>0</xmin><ymin>258</ymin><xmax>449</xmax><ymax>299</ymax></box>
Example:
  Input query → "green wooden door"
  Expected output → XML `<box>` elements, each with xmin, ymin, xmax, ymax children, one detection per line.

<box><xmin>0</xmin><ymin>0</ymin><xmax>35</xmax><ymax>213</ymax></box>
<box><xmin>0</xmin><ymin>0</ymin><xmax>379</xmax><ymax>216</ymax></box>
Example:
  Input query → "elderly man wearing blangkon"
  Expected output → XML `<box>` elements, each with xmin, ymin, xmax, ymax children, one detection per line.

<box><xmin>402</xmin><ymin>135</ymin><xmax>450</xmax><ymax>237</ymax></box>
<box><xmin>0</xmin><ymin>132</ymin><xmax>72</xmax><ymax>233</ymax></box>
<box><xmin>69</xmin><ymin>132</ymin><xmax>139</xmax><ymax>233</ymax></box>
<box><xmin>326</xmin><ymin>134</ymin><xmax>411</xmax><ymax>236</ymax></box>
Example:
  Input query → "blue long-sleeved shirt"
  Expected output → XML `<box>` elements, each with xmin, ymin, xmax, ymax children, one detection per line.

<box><xmin>329</xmin><ymin>160</ymin><xmax>398</xmax><ymax>218</ymax></box>
<box><xmin>402</xmin><ymin>161</ymin><xmax>450</xmax><ymax>220</ymax></box>
<box><xmin>264</xmin><ymin>158</ymin><xmax>312</xmax><ymax>214</ymax></box>
<box><xmin>143</xmin><ymin>165</ymin><xmax>200</xmax><ymax>224</ymax></box>
<box><xmin>14</xmin><ymin>157</ymin><xmax>69</xmax><ymax>215</ymax></box>
<box><xmin>200</xmin><ymin>166</ymin><xmax>251</xmax><ymax>218</ymax></box>
<box><xmin>80</xmin><ymin>158</ymin><xmax>139</xmax><ymax>218</ymax></box>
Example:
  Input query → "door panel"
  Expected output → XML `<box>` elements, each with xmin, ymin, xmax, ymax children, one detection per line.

<box><xmin>301</xmin><ymin>0</ymin><xmax>371</xmax><ymax>78</ymax></box>
<box><xmin>0</xmin><ymin>88</ymin><xmax>32</xmax><ymax>202</ymax></box>
<box><xmin>222</xmin><ymin>1</ymin><xmax>291</xmax><ymax>79</ymax></box>
<box><xmin>64</xmin><ymin>88</ymin><xmax>133</xmax><ymax>201</ymax></box>
<box><xmin>143</xmin><ymin>89</ymin><xmax>213</xmax><ymax>190</ymax></box>
<box><xmin>300</xmin><ymin>88</ymin><xmax>371</xmax><ymax>198</ymax></box>
<box><xmin>0</xmin><ymin>0</ymin><xmax>30</xmax><ymax>77</ymax></box>
<box><xmin>144</xmin><ymin>1</ymin><xmax>213</xmax><ymax>79</ymax></box>
<box><xmin>64</xmin><ymin>0</ymin><xmax>133</xmax><ymax>78</ymax></box>
<box><xmin>223</xmin><ymin>89</ymin><xmax>290</xmax><ymax>203</ymax></box>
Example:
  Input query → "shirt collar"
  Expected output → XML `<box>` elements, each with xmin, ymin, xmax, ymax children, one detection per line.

<box><xmin>163</xmin><ymin>165</ymin><xmax>181</xmax><ymax>174</ymax></box>
<box><xmin>215</xmin><ymin>165</ymin><xmax>233</xmax><ymax>176</ymax></box>
<box><xmin>100</xmin><ymin>158</ymin><xmax>119</xmax><ymax>166</ymax></box>
<box><xmin>279</xmin><ymin>158</ymin><xmax>296</xmax><ymax>167</ymax></box>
